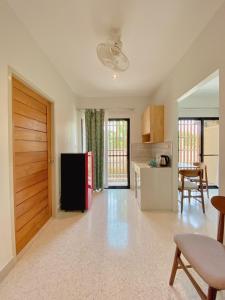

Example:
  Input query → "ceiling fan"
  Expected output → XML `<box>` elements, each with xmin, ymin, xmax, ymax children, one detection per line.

<box><xmin>96</xmin><ymin>31</ymin><xmax>129</xmax><ymax>73</ymax></box>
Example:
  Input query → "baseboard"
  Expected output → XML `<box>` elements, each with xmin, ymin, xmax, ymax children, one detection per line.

<box><xmin>0</xmin><ymin>257</ymin><xmax>16</xmax><ymax>283</ymax></box>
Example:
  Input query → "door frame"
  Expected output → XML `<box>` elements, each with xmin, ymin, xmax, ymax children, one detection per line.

<box><xmin>178</xmin><ymin>117</ymin><xmax>219</xmax><ymax>187</ymax></box>
<box><xmin>107</xmin><ymin>118</ymin><xmax>130</xmax><ymax>189</ymax></box>
<box><xmin>8</xmin><ymin>69</ymin><xmax>55</xmax><ymax>256</ymax></box>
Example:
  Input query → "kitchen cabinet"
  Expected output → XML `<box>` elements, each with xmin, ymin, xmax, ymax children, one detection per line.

<box><xmin>141</xmin><ymin>105</ymin><xmax>164</xmax><ymax>143</ymax></box>
<box><xmin>133</xmin><ymin>162</ymin><xmax>172</xmax><ymax>211</ymax></box>
<box><xmin>142</xmin><ymin>106</ymin><xmax>150</xmax><ymax>135</ymax></box>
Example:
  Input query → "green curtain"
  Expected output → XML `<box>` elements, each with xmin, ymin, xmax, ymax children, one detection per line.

<box><xmin>85</xmin><ymin>109</ymin><xmax>105</xmax><ymax>191</ymax></box>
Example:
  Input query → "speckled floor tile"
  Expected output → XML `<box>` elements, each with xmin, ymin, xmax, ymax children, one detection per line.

<box><xmin>0</xmin><ymin>189</ymin><xmax>224</xmax><ymax>299</ymax></box>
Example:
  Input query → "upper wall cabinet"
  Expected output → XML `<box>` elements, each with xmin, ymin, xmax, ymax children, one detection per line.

<box><xmin>141</xmin><ymin>105</ymin><xmax>164</xmax><ymax>143</ymax></box>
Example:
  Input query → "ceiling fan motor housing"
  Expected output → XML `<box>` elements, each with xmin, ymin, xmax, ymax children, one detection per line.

<box><xmin>97</xmin><ymin>38</ymin><xmax>129</xmax><ymax>72</ymax></box>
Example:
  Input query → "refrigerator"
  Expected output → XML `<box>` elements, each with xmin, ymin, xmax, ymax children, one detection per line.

<box><xmin>60</xmin><ymin>152</ymin><xmax>93</xmax><ymax>212</ymax></box>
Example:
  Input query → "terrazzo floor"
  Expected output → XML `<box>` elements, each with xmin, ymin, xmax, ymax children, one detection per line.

<box><xmin>0</xmin><ymin>189</ymin><xmax>224</xmax><ymax>300</ymax></box>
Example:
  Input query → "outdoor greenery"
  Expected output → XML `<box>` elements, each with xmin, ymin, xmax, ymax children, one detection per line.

<box><xmin>108</xmin><ymin>121</ymin><xmax>127</xmax><ymax>151</ymax></box>
<box><xmin>107</xmin><ymin>120</ymin><xmax>128</xmax><ymax>185</ymax></box>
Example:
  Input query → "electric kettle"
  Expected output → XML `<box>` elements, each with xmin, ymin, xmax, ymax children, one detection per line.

<box><xmin>160</xmin><ymin>155</ymin><xmax>170</xmax><ymax>167</ymax></box>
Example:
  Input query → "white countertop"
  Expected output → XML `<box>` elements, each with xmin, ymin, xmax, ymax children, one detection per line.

<box><xmin>132</xmin><ymin>161</ymin><xmax>171</xmax><ymax>169</ymax></box>
<box><xmin>132</xmin><ymin>161</ymin><xmax>150</xmax><ymax>168</ymax></box>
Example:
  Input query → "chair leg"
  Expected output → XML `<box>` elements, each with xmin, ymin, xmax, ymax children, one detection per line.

<box><xmin>207</xmin><ymin>286</ymin><xmax>217</xmax><ymax>300</ymax></box>
<box><xmin>202</xmin><ymin>199</ymin><xmax>205</xmax><ymax>214</ymax></box>
<box><xmin>205</xmin><ymin>166</ymin><xmax>210</xmax><ymax>198</ymax></box>
<box><xmin>201</xmin><ymin>193</ymin><xmax>205</xmax><ymax>214</ymax></box>
<box><xmin>169</xmin><ymin>247</ymin><xmax>181</xmax><ymax>286</ymax></box>
<box><xmin>206</xmin><ymin>181</ymin><xmax>209</xmax><ymax>199</ymax></box>
<box><xmin>200</xmin><ymin>184</ymin><xmax>205</xmax><ymax>214</ymax></box>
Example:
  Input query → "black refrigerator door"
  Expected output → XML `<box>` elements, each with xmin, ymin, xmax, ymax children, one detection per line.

<box><xmin>60</xmin><ymin>154</ymin><xmax>86</xmax><ymax>211</ymax></box>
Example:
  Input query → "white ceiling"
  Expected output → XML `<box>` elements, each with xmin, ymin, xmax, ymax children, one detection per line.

<box><xmin>179</xmin><ymin>76</ymin><xmax>219</xmax><ymax>108</ymax></box>
<box><xmin>7</xmin><ymin>0</ymin><xmax>225</xmax><ymax>98</ymax></box>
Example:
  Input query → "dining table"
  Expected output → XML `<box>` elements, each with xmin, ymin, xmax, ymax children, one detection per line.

<box><xmin>178</xmin><ymin>162</ymin><xmax>197</xmax><ymax>170</ymax></box>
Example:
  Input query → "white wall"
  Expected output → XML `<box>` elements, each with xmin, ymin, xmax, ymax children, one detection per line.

<box><xmin>76</xmin><ymin>96</ymin><xmax>151</xmax><ymax>145</ymax></box>
<box><xmin>178</xmin><ymin>108</ymin><xmax>219</xmax><ymax>118</ymax></box>
<box><xmin>150</xmin><ymin>3</ymin><xmax>225</xmax><ymax>210</ymax></box>
<box><xmin>178</xmin><ymin>92</ymin><xmax>219</xmax><ymax>118</ymax></box>
<box><xmin>0</xmin><ymin>1</ymin><xmax>78</xmax><ymax>274</ymax></box>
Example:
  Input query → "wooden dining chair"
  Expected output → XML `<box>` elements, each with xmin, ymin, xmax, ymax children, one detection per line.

<box><xmin>169</xmin><ymin>196</ymin><xmax>225</xmax><ymax>300</ymax></box>
<box><xmin>178</xmin><ymin>169</ymin><xmax>205</xmax><ymax>214</ymax></box>
<box><xmin>190</xmin><ymin>162</ymin><xmax>209</xmax><ymax>198</ymax></box>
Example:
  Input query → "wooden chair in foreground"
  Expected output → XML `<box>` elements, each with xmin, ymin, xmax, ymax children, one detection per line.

<box><xmin>178</xmin><ymin>169</ymin><xmax>205</xmax><ymax>214</ymax></box>
<box><xmin>169</xmin><ymin>196</ymin><xmax>225</xmax><ymax>300</ymax></box>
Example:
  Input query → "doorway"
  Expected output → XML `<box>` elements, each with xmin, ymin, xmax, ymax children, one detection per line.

<box><xmin>178</xmin><ymin>118</ymin><xmax>219</xmax><ymax>187</ymax></box>
<box><xmin>106</xmin><ymin>119</ymin><xmax>130</xmax><ymax>188</ymax></box>
<box><xmin>12</xmin><ymin>77</ymin><xmax>53</xmax><ymax>253</ymax></box>
<box><xmin>177</xmin><ymin>73</ymin><xmax>220</xmax><ymax>208</ymax></box>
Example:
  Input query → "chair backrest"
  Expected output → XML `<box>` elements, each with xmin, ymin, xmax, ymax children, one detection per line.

<box><xmin>179</xmin><ymin>169</ymin><xmax>203</xmax><ymax>179</ymax></box>
<box><xmin>193</xmin><ymin>162</ymin><xmax>208</xmax><ymax>181</ymax></box>
<box><xmin>179</xmin><ymin>169</ymin><xmax>203</xmax><ymax>191</ymax></box>
<box><xmin>193</xmin><ymin>162</ymin><xmax>201</xmax><ymax>167</ymax></box>
<box><xmin>211</xmin><ymin>196</ymin><xmax>225</xmax><ymax>243</ymax></box>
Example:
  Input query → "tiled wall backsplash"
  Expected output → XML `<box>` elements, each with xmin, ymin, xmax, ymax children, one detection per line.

<box><xmin>131</xmin><ymin>143</ymin><xmax>152</xmax><ymax>162</ymax></box>
<box><xmin>131</xmin><ymin>141</ymin><xmax>172</xmax><ymax>162</ymax></box>
<box><xmin>150</xmin><ymin>141</ymin><xmax>172</xmax><ymax>157</ymax></box>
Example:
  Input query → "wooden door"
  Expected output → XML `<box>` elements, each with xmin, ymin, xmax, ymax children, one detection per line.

<box><xmin>12</xmin><ymin>77</ymin><xmax>52</xmax><ymax>254</ymax></box>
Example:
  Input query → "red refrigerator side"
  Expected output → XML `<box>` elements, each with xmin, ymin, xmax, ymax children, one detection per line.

<box><xmin>85</xmin><ymin>152</ymin><xmax>93</xmax><ymax>209</ymax></box>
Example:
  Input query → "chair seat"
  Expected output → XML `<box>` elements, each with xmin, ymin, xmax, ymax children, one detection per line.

<box><xmin>178</xmin><ymin>180</ymin><xmax>198</xmax><ymax>190</ymax></box>
<box><xmin>175</xmin><ymin>233</ymin><xmax>225</xmax><ymax>290</ymax></box>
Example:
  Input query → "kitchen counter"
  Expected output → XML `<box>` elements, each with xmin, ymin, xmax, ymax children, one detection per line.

<box><xmin>132</xmin><ymin>161</ymin><xmax>172</xmax><ymax>211</ymax></box>
<box><xmin>132</xmin><ymin>161</ymin><xmax>171</xmax><ymax>169</ymax></box>
<box><xmin>132</xmin><ymin>161</ymin><xmax>151</xmax><ymax>168</ymax></box>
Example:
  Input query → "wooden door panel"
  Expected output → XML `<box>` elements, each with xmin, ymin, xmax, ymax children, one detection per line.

<box><xmin>12</xmin><ymin>77</ymin><xmax>52</xmax><ymax>254</ymax></box>
<box><xmin>14</xmin><ymin>128</ymin><xmax>47</xmax><ymax>142</ymax></box>
<box><xmin>13</xmin><ymin>88</ymin><xmax>47</xmax><ymax>114</ymax></box>
<box><xmin>16</xmin><ymin>199</ymin><xmax>48</xmax><ymax>231</ymax></box>
<box><xmin>16</xmin><ymin>207</ymin><xmax>49</xmax><ymax>244</ymax></box>
<box><xmin>14</xmin><ymin>140</ymin><xmax>47</xmax><ymax>153</ymax></box>
<box><xmin>13</xmin><ymin>78</ymin><xmax>48</xmax><ymax>106</ymax></box>
<box><xmin>15</xmin><ymin>189</ymin><xmax>48</xmax><ymax>218</ymax></box>
<box><xmin>16</xmin><ymin>208</ymin><xmax>49</xmax><ymax>253</ymax></box>
<box><xmin>14</xmin><ymin>114</ymin><xmax>47</xmax><ymax>132</ymax></box>
<box><xmin>15</xmin><ymin>152</ymin><xmax>47</xmax><ymax>166</ymax></box>
<box><xmin>13</xmin><ymin>100</ymin><xmax>47</xmax><ymax>123</ymax></box>
<box><xmin>15</xmin><ymin>170</ymin><xmax>48</xmax><ymax>192</ymax></box>
<box><xmin>15</xmin><ymin>161</ymin><xmax>48</xmax><ymax>179</ymax></box>
<box><xmin>15</xmin><ymin>180</ymin><xmax>48</xmax><ymax>206</ymax></box>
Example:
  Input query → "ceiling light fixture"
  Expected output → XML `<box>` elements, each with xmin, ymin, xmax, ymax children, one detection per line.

<box><xmin>112</xmin><ymin>73</ymin><xmax>119</xmax><ymax>80</ymax></box>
